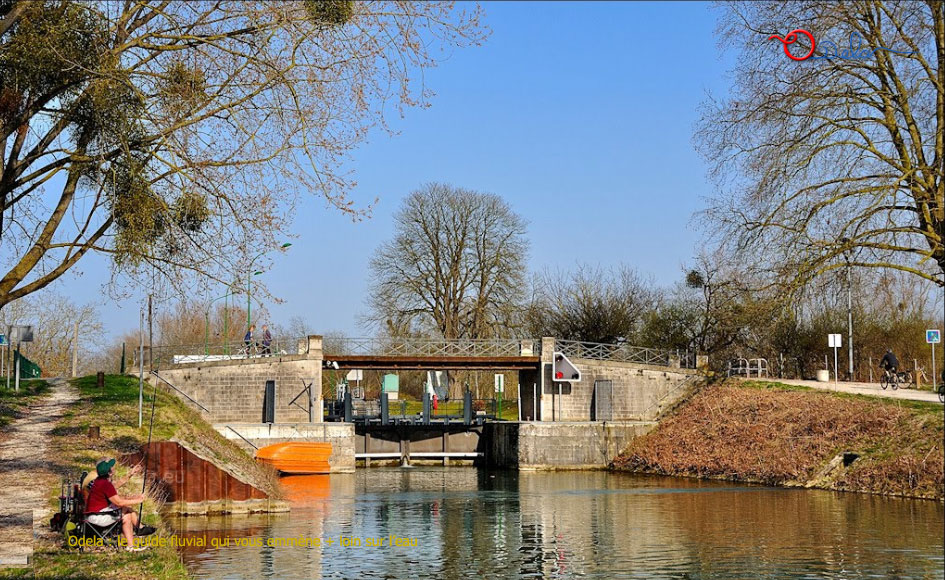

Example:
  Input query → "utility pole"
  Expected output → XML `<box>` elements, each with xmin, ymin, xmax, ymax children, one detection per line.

<box><xmin>72</xmin><ymin>322</ymin><xmax>79</xmax><ymax>378</ymax></box>
<box><xmin>846</xmin><ymin>261</ymin><xmax>854</xmax><ymax>381</ymax></box>
<box><xmin>147</xmin><ymin>294</ymin><xmax>153</xmax><ymax>371</ymax></box>
<box><xmin>14</xmin><ymin>341</ymin><xmax>20</xmax><ymax>392</ymax></box>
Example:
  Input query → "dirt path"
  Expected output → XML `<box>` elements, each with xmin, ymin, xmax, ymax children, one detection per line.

<box><xmin>0</xmin><ymin>378</ymin><xmax>77</xmax><ymax>567</ymax></box>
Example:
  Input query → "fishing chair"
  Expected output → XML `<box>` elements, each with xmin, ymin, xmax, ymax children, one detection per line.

<box><xmin>70</xmin><ymin>473</ymin><xmax>123</xmax><ymax>548</ymax></box>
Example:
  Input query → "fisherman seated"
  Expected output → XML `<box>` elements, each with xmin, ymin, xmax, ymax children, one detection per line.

<box><xmin>85</xmin><ymin>459</ymin><xmax>148</xmax><ymax>551</ymax></box>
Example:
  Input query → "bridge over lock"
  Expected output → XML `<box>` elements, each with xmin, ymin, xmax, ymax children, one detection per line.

<box><xmin>139</xmin><ymin>336</ymin><xmax>704</xmax><ymax>471</ymax></box>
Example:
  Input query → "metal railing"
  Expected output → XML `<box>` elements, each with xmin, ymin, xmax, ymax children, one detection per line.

<box><xmin>727</xmin><ymin>358</ymin><xmax>769</xmax><ymax>378</ymax></box>
<box><xmin>142</xmin><ymin>336</ymin><xmax>693</xmax><ymax>369</ymax></box>
<box><xmin>323</xmin><ymin>337</ymin><xmax>538</xmax><ymax>358</ymax></box>
<box><xmin>150</xmin><ymin>370</ymin><xmax>210</xmax><ymax>412</ymax></box>
<box><xmin>138</xmin><ymin>337</ymin><xmax>307</xmax><ymax>368</ymax></box>
<box><xmin>554</xmin><ymin>339</ymin><xmax>675</xmax><ymax>367</ymax></box>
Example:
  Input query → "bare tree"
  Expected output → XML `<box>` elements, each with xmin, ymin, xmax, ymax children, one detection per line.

<box><xmin>367</xmin><ymin>183</ymin><xmax>528</xmax><ymax>339</ymax></box>
<box><xmin>525</xmin><ymin>265</ymin><xmax>654</xmax><ymax>344</ymax></box>
<box><xmin>0</xmin><ymin>292</ymin><xmax>103</xmax><ymax>376</ymax></box>
<box><xmin>696</xmin><ymin>1</ymin><xmax>944</xmax><ymax>289</ymax></box>
<box><xmin>85</xmin><ymin>329</ymin><xmax>140</xmax><ymax>376</ymax></box>
<box><xmin>0</xmin><ymin>1</ymin><xmax>486</xmax><ymax>310</ymax></box>
<box><xmin>276</xmin><ymin>315</ymin><xmax>315</xmax><ymax>342</ymax></box>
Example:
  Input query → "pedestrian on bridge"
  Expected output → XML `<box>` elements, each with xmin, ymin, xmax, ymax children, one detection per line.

<box><xmin>244</xmin><ymin>324</ymin><xmax>256</xmax><ymax>353</ymax></box>
<box><xmin>261</xmin><ymin>324</ymin><xmax>272</xmax><ymax>356</ymax></box>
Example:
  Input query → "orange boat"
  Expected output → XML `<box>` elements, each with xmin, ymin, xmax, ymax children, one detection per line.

<box><xmin>255</xmin><ymin>442</ymin><xmax>332</xmax><ymax>474</ymax></box>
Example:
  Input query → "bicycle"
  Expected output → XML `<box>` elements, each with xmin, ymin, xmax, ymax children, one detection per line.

<box><xmin>879</xmin><ymin>368</ymin><xmax>908</xmax><ymax>390</ymax></box>
<box><xmin>938</xmin><ymin>384</ymin><xmax>944</xmax><ymax>403</ymax></box>
<box><xmin>236</xmin><ymin>342</ymin><xmax>260</xmax><ymax>358</ymax></box>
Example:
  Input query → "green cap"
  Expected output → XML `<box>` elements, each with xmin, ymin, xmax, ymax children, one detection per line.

<box><xmin>96</xmin><ymin>458</ymin><xmax>116</xmax><ymax>477</ymax></box>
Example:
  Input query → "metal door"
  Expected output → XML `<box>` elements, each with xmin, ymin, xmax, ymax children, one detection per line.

<box><xmin>592</xmin><ymin>380</ymin><xmax>613</xmax><ymax>421</ymax></box>
<box><xmin>262</xmin><ymin>380</ymin><xmax>275</xmax><ymax>423</ymax></box>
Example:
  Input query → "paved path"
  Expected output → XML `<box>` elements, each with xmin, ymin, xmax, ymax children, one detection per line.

<box><xmin>0</xmin><ymin>378</ymin><xmax>77</xmax><ymax>567</ymax></box>
<box><xmin>746</xmin><ymin>377</ymin><xmax>942</xmax><ymax>403</ymax></box>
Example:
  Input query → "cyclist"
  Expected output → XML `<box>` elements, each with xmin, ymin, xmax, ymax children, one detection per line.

<box><xmin>879</xmin><ymin>348</ymin><xmax>899</xmax><ymax>380</ymax></box>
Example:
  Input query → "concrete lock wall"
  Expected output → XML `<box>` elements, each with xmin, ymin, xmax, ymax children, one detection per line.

<box><xmin>149</xmin><ymin>336</ymin><xmax>323</xmax><ymax>424</ymax></box>
<box><xmin>539</xmin><ymin>340</ymin><xmax>697</xmax><ymax>422</ymax></box>
<box><xmin>487</xmin><ymin>422</ymin><xmax>656</xmax><ymax>470</ymax></box>
<box><xmin>215</xmin><ymin>422</ymin><xmax>356</xmax><ymax>473</ymax></box>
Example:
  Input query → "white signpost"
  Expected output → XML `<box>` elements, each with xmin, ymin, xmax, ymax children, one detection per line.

<box><xmin>828</xmin><ymin>334</ymin><xmax>842</xmax><ymax>385</ymax></box>
<box><xmin>927</xmin><ymin>330</ymin><xmax>941</xmax><ymax>388</ymax></box>
<box><xmin>493</xmin><ymin>374</ymin><xmax>504</xmax><ymax>393</ymax></box>
<box><xmin>8</xmin><ymin>325</ymin><xmax>34</xmax><ymax>392</ymax></box>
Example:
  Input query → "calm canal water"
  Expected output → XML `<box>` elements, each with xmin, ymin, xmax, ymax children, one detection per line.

<box><xmin>171</xmin><ymin>468</ymin><xmax>944</xmax><ymax>579</ymax></box>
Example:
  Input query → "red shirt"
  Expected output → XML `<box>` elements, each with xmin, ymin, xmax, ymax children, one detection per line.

<box><xmin>86</xmin><ymin>477</ymin><xmax>118</xmax><ymax>513</ymax></box>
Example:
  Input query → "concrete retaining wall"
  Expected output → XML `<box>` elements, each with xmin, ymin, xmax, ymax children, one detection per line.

<box><xmin>537</xmin><ymin>338</ymin><xmax>698</xmax><ymax>422</ymax></box>
<box><xmin>486</xmin><ymin>421</ymin><xmax>656</xmax><ymax>470</ymax></box>
<box><xmin>139</xmin><ymin>335</ymin><xmax>324</xmax><ymax>425</ymax></box>
<box><xmin>215</xmin><ymin>422</ymin><xmax>355</xmax><ymax>473</ymax></box>
<box><xmin>151</xmin><ymin>356</ymin><xmax>322</xmax><ymax>424</ymax></box>
<box><xmin>544</xmin><ymin>360</ymin><xmax>696</xmax><ymax>421</ymax></box>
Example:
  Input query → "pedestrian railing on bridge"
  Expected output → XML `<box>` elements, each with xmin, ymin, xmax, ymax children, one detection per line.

<box><xmin>138</xmin><ymin>337</ymin><xmax>307</xmax><ymax>369</ymax></box>
<box><xmin>141</xmin><ymin>336</ymin><xmax>692</xmax><ymax>369</ymax></box>
<box><xmin>323</xmin><ymin>337</ymin><xmax>537</xmax><ymax>358</ymax></box>
<box><xmin>554</xmin><ymin>339</ymin><xmax>684</xmax><ymax>368</ymax></box>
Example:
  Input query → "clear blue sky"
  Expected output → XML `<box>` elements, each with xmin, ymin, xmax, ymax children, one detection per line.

<box><xmin>58</xmin><ymin>1</ymin><xmax>736</xmax><ymax>339</ymax></box>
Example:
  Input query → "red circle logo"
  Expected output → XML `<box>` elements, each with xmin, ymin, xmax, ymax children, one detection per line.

<box><xmin>769</xmin><ymin>29</ymin><xmax>816</xmax><ymax>61</ymax></box>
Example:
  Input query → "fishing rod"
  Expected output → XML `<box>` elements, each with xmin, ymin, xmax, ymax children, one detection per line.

<box><xmin>137</xmin><ymin>371</ymin><xmax>159</xmax><ymax>528</ymax></box>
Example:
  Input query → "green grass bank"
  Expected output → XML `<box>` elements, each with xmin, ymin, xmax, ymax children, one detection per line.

<box><xmin>3</xmin><ymin>374</ymin><xmax>281</xmax><ymax>580</ymax></box>
<box><xmin>613</xmin><ymin>379</ymin><xmax>944</xmax><ymax>500</ymax></box>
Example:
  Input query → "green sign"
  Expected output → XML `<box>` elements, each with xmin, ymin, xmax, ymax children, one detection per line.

<box><xmin>382</xmin><ymin>374</ymin><xmax>399</xmax><ymax>392</ymax></box>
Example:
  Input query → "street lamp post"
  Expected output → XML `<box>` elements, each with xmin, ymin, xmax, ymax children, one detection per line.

<box><xmin>245</xmin><ymin>243</ymin><xmax>292</xmax><ymax>331</ymax></box>
<box><xmin>846</xmin><ymin>259</ymin><xmax>853</xmax><ymax>380</ymax></box>
<box><xmin>841</xmin><ymin>239</ymin><xmax>854</xmax><ymax>381</ymax></box>
<box><xmin>205</xmin><ymin>289</ymin><xmax>235</xmax><ymax>355</ymax></box>
<box><xmin>247</xmin><ymin>270</ymin><xmax>262</xmax><ymax>331</ymax></box>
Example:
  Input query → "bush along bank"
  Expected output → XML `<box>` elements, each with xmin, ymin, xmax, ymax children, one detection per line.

<box><xmin>612</xmin><ymin>380</ymin><xmax>944</xmax><ymax>500</ymax></box>
<box><xmin>22</xmin><ymin>374</ymin><xmax>285</xmax><ymax>580</ymax></box>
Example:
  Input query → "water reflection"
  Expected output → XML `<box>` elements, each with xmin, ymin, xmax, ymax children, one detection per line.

<box><xmin>170</xmin><ymin>468</ymin><xmax>944</xmax><ymax>579</ymax></box>
<box><xmin>281</xmin><ymin>475</ymin><xmax>332</xmax><ymax>503</ymax></box>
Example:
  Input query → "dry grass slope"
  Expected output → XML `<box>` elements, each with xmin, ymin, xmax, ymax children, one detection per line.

<box><xmin>614</xmin><ymin>380</ymin><xmax>944</xmax><ymax>500</ymax></box>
